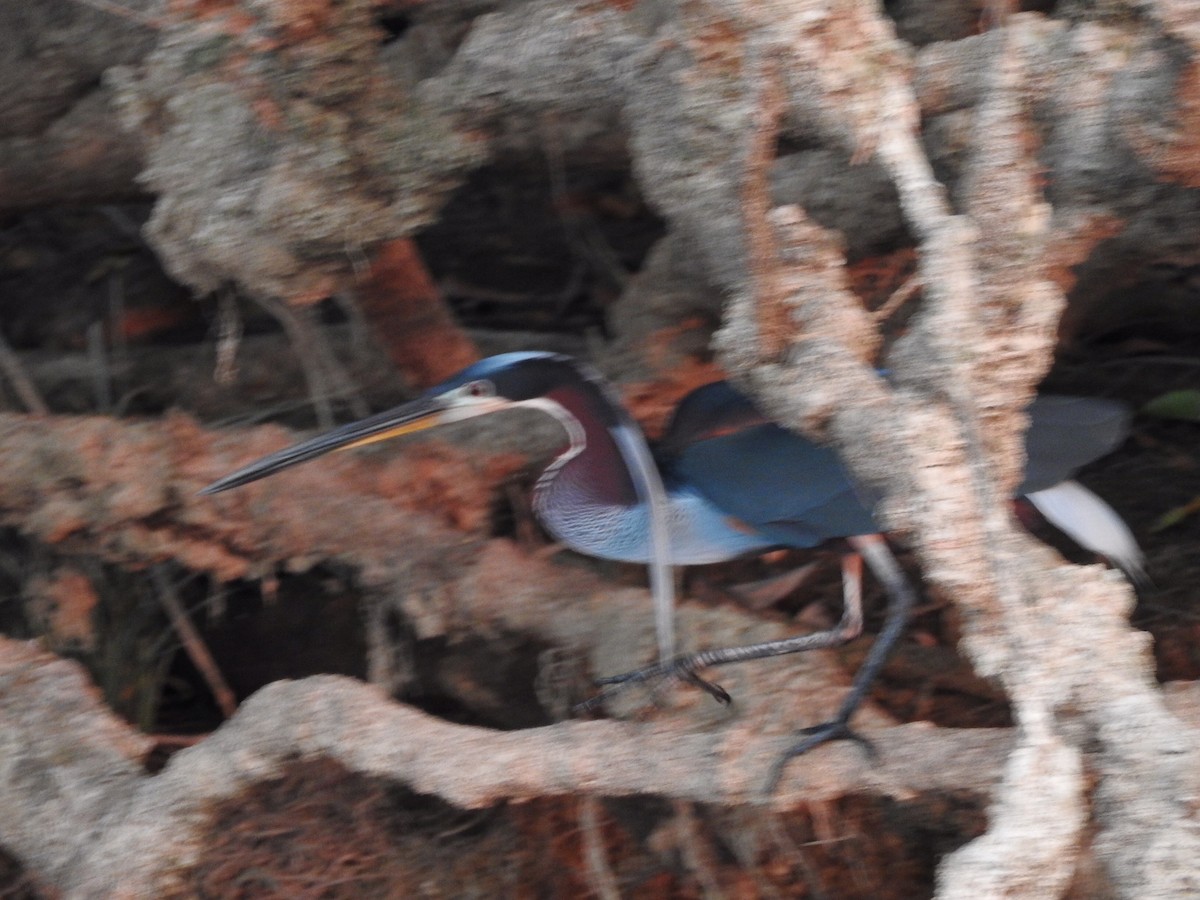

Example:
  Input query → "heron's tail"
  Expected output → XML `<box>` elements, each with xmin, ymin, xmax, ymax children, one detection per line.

<box><xmin>1024</xmin><ymin>480</ymin><xmax>1148</xmax><ymax>589</ymax></box>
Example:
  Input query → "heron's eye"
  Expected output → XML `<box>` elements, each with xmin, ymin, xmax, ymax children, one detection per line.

<box><xmin>465</xmin><ymin>379</ymin><xmax>494</xmax><ymax>398</ymax></box>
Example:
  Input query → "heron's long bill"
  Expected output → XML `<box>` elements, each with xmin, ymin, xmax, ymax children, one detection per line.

<box><xmin>199</xmin><ymin>395</ymin><xmax>451</xmax><ymax>495</ymax></box>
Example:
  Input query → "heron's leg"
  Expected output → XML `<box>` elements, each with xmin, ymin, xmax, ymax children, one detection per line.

<box><xmin>581</xmin><ymin>536</ymin><xmax>917</xmax><ymax>789</ymax></box>
<box><xmin>580</xmin><ymin>544</ymin><xmax>868</xmax><ymax>709</ymax></box>
<box><xmin>764</xmin><ymin>534</ymin><xmax>916</xmax><ymax>791</ymax></box>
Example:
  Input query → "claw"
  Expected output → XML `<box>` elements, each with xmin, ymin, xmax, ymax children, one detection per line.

<box><xmin>577</xmin><ymin>657</ymin><xmax>732</xmax><ymax>714</ymax></box>
<box><xmin>679</xmin><ymin>669</ymin><xmax>732</xmax><ymax>704</ymax></box>
<box><xmin>764</xmin><ymin>718</ymin><xmax>877</xmax><ymax>792</ymax></box>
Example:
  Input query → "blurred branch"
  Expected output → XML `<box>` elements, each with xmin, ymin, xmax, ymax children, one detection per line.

<box><xmin>4</xmin><ymin>634</ymin><xmax>1199</xmax><ymax>896</ymax></box>
<box><xmin>0</xmin><ymin>636</ymin><xmax>1015</xmax><ymax>895</ymax></box>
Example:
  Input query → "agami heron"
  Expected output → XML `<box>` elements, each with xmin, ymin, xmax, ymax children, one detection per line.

<box><xmin>202</xmin><ymin>352</ymin><xmax>1143</xmax><ymax>781</ymax></box>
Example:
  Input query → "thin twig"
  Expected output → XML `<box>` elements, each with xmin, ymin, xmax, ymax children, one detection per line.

<box><xmin>674</xmin><ymin>801</ymin><xmax>727</xmax><ymax>900</ymax></box>
<box><xmin>148</xmin><ymin>733</ymin><xmax>208</xmax><ymax>750</ymax></box>
<box><xmin>86</xmin><ymin>321</ymin><xmax>113</xmax><ymax>412</ymax></box>
<box><xmin>331</xmin><ymin>292</ymin><xmax>372</xmax><ymax>358</ymax></box>
<box><xmin>109</xmin><ymin>269</ymin><xmax>130</xmax><ymax>366</ymax></box>
<box><xmin>721</xmin><ymin>808</ymin><xmax>784</xmax><ymax>900</ymax></box>
<box><xmin>151</xmin><ymin>567</ymin><xmax>238</xmax><ymax>719</ymax></box>
<box><xmin>578</xmin><ymin>797</ymin><xmax>621</xmax><ymax>900</ymax></box>
<box><xmin>0</xmin><ymin>331</ymin><xmax>49</xmax><ymax>414</ymax></box>
<box><xmin>872</xmin><ymin>273</ymin><xmax>922</xmax><ymax>324</ymax></box>
<box><xmin>257</xmin><ymin>296</ymin><xmax>368</xmax><ymax>427</ymax></box>
<box><xmin>256</xmin><ymin>297</ymin><xmax>334</xmax><ymax>429</ymax></box>
<box><xmin>1094</xmin><ymin>355</ymin><xmax>1200</xmax><ymax>369</ymax></box>
<box><xmin>214</xmin><ymin>288</ymin><xmax>243</xmax><ymax>388</ymax></box>
<box><xmin>764</xmin><ymin>812</ymin><xmax>832</xmax><ymax>900</ymax></box>
<box><xmin>541</xmin><ymin>117</ymin><xmax>630</xmax><ymax>293</ymax></box>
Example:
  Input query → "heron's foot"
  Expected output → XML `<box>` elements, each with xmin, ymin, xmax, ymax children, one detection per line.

<box><xmin>764</xmin><ymin>717</ymin><xmax>877</xmax><ymax>793</ymax></box>
<box><xmin>575</xmin><ymin>656</ymin><xmax>731</xmax><ymax>714</ymax></box>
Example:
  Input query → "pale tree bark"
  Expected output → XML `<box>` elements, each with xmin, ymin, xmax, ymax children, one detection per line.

<box><xmin>1</xmin><ymin>0</ymin><xmax>1199</xmax><ymax>897</ymax></box>
<box><xmin>0</xmin><ymin>413</ymin><xmax>1011</xmax><ymax>894</ymax></box>
<box><xmin>643</xmin><ymin>5</ymin><xmax>1200</xmax><ymax>896</ymax></box>
<box><xmin>0</xmin><ymin>411</ymin><xmax>1196</xmax><ymax>894</ymax></box>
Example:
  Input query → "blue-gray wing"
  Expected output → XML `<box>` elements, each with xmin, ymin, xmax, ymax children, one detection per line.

<box><xmin>664</xmin><ymin>385</ymin><xmax>1131</xmax><ymax>549</ymax></box>
<box><xmin>1020</xmin><ymin>395</ymin><xmax>1131</xmax><ymax>494</ymax></box>
<box><xmin>667</xmin><ymin>422</ymin><xmax>879</xmax><ymax>549</ymax></box>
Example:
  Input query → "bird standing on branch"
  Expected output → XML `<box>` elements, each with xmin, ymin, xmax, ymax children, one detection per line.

<box><xmin>203</xmin><ymin>352</ymin><xmax>1144</xmax><ymax>786</ymax></box>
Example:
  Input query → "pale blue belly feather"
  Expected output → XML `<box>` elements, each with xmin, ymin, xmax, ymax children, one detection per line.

<box><xmin>536</xmin><ymin>480</ymin><xmax>774</xmax><ymax>565</ymax></box>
